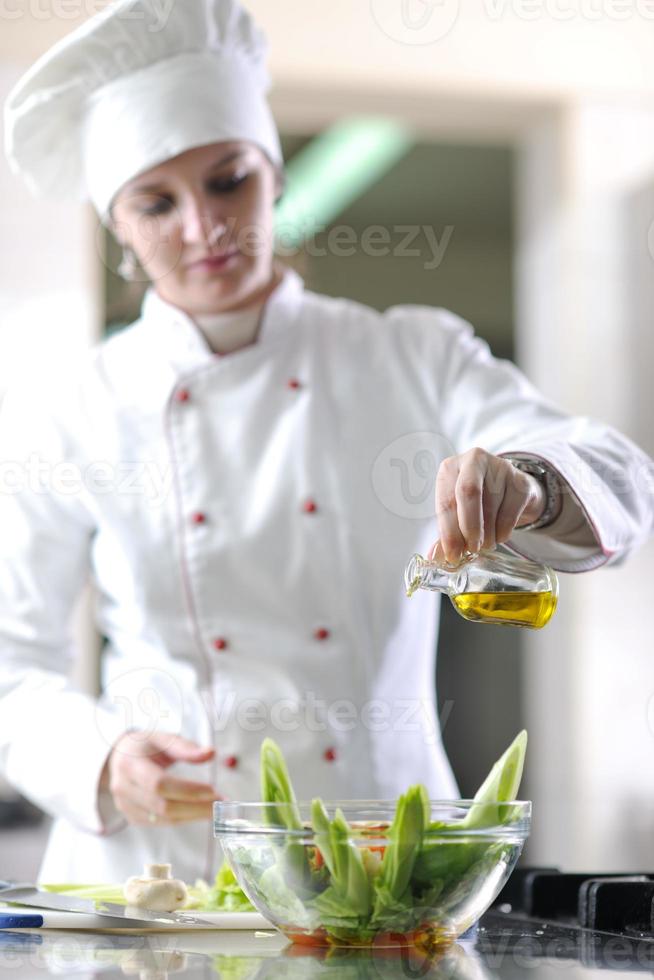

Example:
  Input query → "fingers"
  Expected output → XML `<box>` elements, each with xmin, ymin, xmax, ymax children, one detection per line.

<box><xmin>159</xmin><ymin>802</ymin><xmax>214</xmax><ymax>823</ymax></box>
<box><xmin>113</xmin><ymin>789</ymin><xmax>214</xmax><ymax>826</ymax></box>
<box><xmin>435</xmin><ymin>458</ymin><xmax>467</xmax><ymax>562</ymax></box>
<box><xmin>147</xmin><ymin>792</ymin><xmax>215</xmax><ymax>824</ymax></box>
<box><xmin>147</xmin><ymin>733</ymin><xmax>215</xmax><ymax>765</ymax></box>
<box><xmin>108</xmin><ymin>731</ymin><xmax>219</xmax><ymax>827</ymax></box>
<box><xmin>427</xmin><ymin>540</ymin><xmax>446</xmax><ymax>562</ymax></box>
<box><xmin>480</xmin><ymin>481</ymin><xmax>497</xmax><ymax>551</ymax></box>
<box><xmin>434</xmin><ymin>450</ymin><xmax>536</xmax><ymax>561</ymax></box>
<box><xmin>112</xmin><ymin>765</ymin><xmax>219</xmax><ymax>826</ymax></box>
<box><xmin>436</xmin><ymin>450</ymin><xmax>489</xmax><ymax>561</ymax></box>
<box><xmin>110</xmin><ymin>731</ymin><xmax>215</xmax><ymax>764</ymax></box>
<box><xmin>454</xmin><ymin>453</ymin><xmax>486</xmax><ymax>554</ymax></box>
<box><xmin>110</xmin><ymin>795</ymin><xmax>155</xmax><ymax>826</ymax></box>
<box><xmin>151</xmin><ymin>774</ymin><xmax>218</xmax><ymax>804</ymax></box>
<box><xmin>494</xmin><ymin>471</ymin><xmax>531</xmax><ymax>544</ymax></box>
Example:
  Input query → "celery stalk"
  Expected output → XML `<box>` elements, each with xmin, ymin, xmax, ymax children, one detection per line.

<box><xmin>311</xmin><ymin>798</ymin><xmax>335</xmax><ymax>876</ymax></box>
<box><xmin>370</xmin><ymin>785</ymin><xmax>428</xmax><ymax>931</ymax></box>
<box><xmin>260</xmin><ymin>737</ymin><xmax>302</xmax><ymax>831</ymax></box>
<box><xmin>260</xmin><ymin>738</ymin><xmax>313</xmax><ymax>899</ymax></box>
<box><xmin>376</xmin><ymin>785</ymin><xmax>426</xmax><ymax>900</ymax></box>
<box><xmin>310</xmin><ymin>802</ymin><xmax>372</xmax><ymax>922</ymax></box>
<box><xmin>411</xmin><ymin>730</ymin><xmax>528</xmax><ymax>907</ymax></box>
<box><xmin>329</xmin><ymin>808</ymin><xmax>372</xmax><ymax>917</ymax></box>
<box><xmin>461</xmin><ymin>729</ymin><xmax>528</xmax><ymax>829</ymax></box>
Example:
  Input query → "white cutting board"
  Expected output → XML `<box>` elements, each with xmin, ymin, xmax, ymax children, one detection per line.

<box><xmin>0</xmin><ymin>903</ymin><xmax>272</xmax><ymax>931</ymax></box>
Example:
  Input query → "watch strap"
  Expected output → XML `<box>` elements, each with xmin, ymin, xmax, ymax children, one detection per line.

<box><xmin>503</xmin><ymin>456</ymin><xmax>563</xmax><ymax>531</ymax></box>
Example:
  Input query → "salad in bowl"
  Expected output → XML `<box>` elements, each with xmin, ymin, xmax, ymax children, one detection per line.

<box><xmin>214</xmin><ymin>732</ymin><xmax>530</xmax><ymax>948</ymax></box>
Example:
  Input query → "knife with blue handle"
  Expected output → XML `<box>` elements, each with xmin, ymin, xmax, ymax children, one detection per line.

<box><xmin>0</xmin><ymin>912</ymin><xmax>44</xmax><ymax>929</ymax></box>
<box><xmin>0</xmin><ymin>881</ymin><xmax>214</xmax><ymax>927</ymax></box>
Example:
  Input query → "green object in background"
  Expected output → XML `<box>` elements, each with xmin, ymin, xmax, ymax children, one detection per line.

<box><xmin>206</xmin><ymin>863</ymin><xmax>255</xmax><ymax>912</ymax></box>
<box><xmin>274</xmin><ymin>117</ymin><xmax>412</xmax><ymax>249</ymax></box>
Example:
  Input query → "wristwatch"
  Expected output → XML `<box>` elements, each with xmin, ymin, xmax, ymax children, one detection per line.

<box><xmin>503</xmin><ymin>456</ymin><xmax>563</xmax><ymax>531</ymax></box>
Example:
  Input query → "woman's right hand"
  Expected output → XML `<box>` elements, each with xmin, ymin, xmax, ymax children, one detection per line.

<box><xmin>102</xmin><ymin>731</ymin><xmax>219</xmax><ymax>826</ymax></box>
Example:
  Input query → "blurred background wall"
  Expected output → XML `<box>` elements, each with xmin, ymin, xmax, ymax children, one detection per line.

<box><xmin>1</xmin><ymin>1</ymin><xmax>653</xmax><ymax>875</ymax></box>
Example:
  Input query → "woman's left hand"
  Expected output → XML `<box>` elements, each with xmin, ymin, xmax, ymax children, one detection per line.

<box><xmin>429</xmin><ymin>448</ymin><xmax>547</xmax><ymax>563</ymax></box>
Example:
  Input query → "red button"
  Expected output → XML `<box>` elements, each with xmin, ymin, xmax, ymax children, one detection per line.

<box><xmin>302</xmin><ymin>499</ymin><xmax>318</xmax><ymax>514</ymax></box>
<box><xmin>190</xmin><ymin>511</ymin><xmax>207</xmax><ymax>525</ymax></box>
<box><xmin>287</xmin><ymin>378</ymin><xmax>302</xmax><ymax>390</ymax></box>
<box><xmin>213</xmin><ymin>637</ymin><xmax>228</xmax><ymax>651</ymax></box>
<box><xmin>314</xmin><ymin>628</ymin><xmax>330</xmax><ymax>641</ymax></box>
<box><xmin>175</xmin><ymin>388</ymin><xmax>190</xmax><ymax>403</ymax></box>
<box><xmin>224</xmin><ymin>755</ymin><xmax>239</xmax><ymax>769</ymax></box>
<box><xmin>324</xmin><ymin>747</ymin><xmax>337</xmax><ymax>763</ymax></box>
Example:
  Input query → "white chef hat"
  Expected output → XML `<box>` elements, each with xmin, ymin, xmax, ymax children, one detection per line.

<box><xmin>4</xmin><ymin>0</ymin><xmax>283</xmax><ymax>222</ymax></box>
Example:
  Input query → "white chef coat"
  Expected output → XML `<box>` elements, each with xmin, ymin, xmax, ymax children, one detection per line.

<box><xmin>0</xmin><ymin>265</ymin><xmax>651</xmax><ymax>884</ymax></box>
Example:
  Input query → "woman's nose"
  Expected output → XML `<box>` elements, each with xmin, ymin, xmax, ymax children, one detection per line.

<box><xmin>180</xmin><ymin>197</ymin><xmax>228</xmax><ymax>247</ymax></box>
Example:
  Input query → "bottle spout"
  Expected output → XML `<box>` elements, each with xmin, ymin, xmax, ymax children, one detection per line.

<box><xmin>404</xmin><ymin>554</ymin><xmax>452</xmax><ymax>597</ymax></box>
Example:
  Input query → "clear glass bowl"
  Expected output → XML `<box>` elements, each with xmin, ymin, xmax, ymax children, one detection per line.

<box><xmin>214</xmin><ymin>800</ymin><xmax>530</xmax><ymax>949</ymax></box>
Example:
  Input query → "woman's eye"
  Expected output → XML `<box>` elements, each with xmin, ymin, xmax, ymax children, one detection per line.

<box><xmin>139</xmin><ymin>197</ymin><xmax>173</xmax><ymax>216</ymax></box>
<box><xmin>129</xmin><ymin>173</ymin><xmax>249</xmax><ymax>215</ymax></box>
<box><xmin>208</xmin><ymin>173</ymin><xmax>249</xmax><ymax>194</ymax></box>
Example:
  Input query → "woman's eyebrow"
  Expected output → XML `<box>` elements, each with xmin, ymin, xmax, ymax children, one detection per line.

<box><xmin>206</xmin><ymin>150</ymin><xmax>246</xmax><ymax>172</ymax></box>
<box><xmin>127</xmin><ymin>150</ymin><xmax>247</xmax><ymax>196</ymax></box>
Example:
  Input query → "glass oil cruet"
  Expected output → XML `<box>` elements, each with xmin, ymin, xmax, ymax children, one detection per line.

<box><xmin>404</xmin><ymin>546</ymin><xmax>559</xmax><ymax>629</ymax></box>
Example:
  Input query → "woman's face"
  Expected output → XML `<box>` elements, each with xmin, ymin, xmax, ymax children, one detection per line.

<box><xmin>110</xmin><ymin>141</ymin><xmax>282</xmax><ymax>315</ymax></box>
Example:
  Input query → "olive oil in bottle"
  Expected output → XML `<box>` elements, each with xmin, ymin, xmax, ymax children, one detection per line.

<box><xmin>451</xmin><ymin>590</ymin><xmax>557</xmax><ymax>629</ymax></box>
<box><xmin>404</xmin><ymin>549</ymin><xmax>559</xmax><ymax>630</ymax></box>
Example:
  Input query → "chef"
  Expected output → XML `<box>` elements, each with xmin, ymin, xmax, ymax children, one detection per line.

<box><xmin>1</xmin><ymin>0</ymin><xmax>653</xmax><ymax>885</ymax></box>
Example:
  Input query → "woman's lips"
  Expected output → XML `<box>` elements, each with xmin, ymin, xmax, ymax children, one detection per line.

<box><xmin>187</xmin><ymin>250</ymin><xmax>240</xmax><ymax>272</ymax></box>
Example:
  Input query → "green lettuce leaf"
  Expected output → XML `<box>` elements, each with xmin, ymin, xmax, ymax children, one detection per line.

<box><xmin>410</xmin><ymin>730</ymin><xmax>528</xmax><ymax>915</ymax></box>
<box><xmin>260</xmin><ymin>737</ymin><xmax>303</xmax><ymax>831</ymax></box>
<box><xmin>376</xmin><ymin>784</ymin><xmax>427</xmax><ymax>899</ymax></box>
<box><xmin>205</xmin><ymin>862</ymin><xmax>255</xmax><ymax>912</ymax></box>
<box><xmin>259</xmin><ymin>738</ymin><xmax>316</xmax><ymax>902</ymax></box>
<box><xmin>461</xmin><ymin>729</ymin><xmax>528</xmax><ymax>829</ymax></box>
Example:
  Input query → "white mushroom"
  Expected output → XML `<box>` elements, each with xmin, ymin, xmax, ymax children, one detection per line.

<box><xmin>120</xmin><ymin>948</ymin><xmax>187</xmax><ymax>977</ymax></box>
<box><xmin>123</xmin><ymin>863</ymin><xmax>188</xmax><ymax>912</ymax></box>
